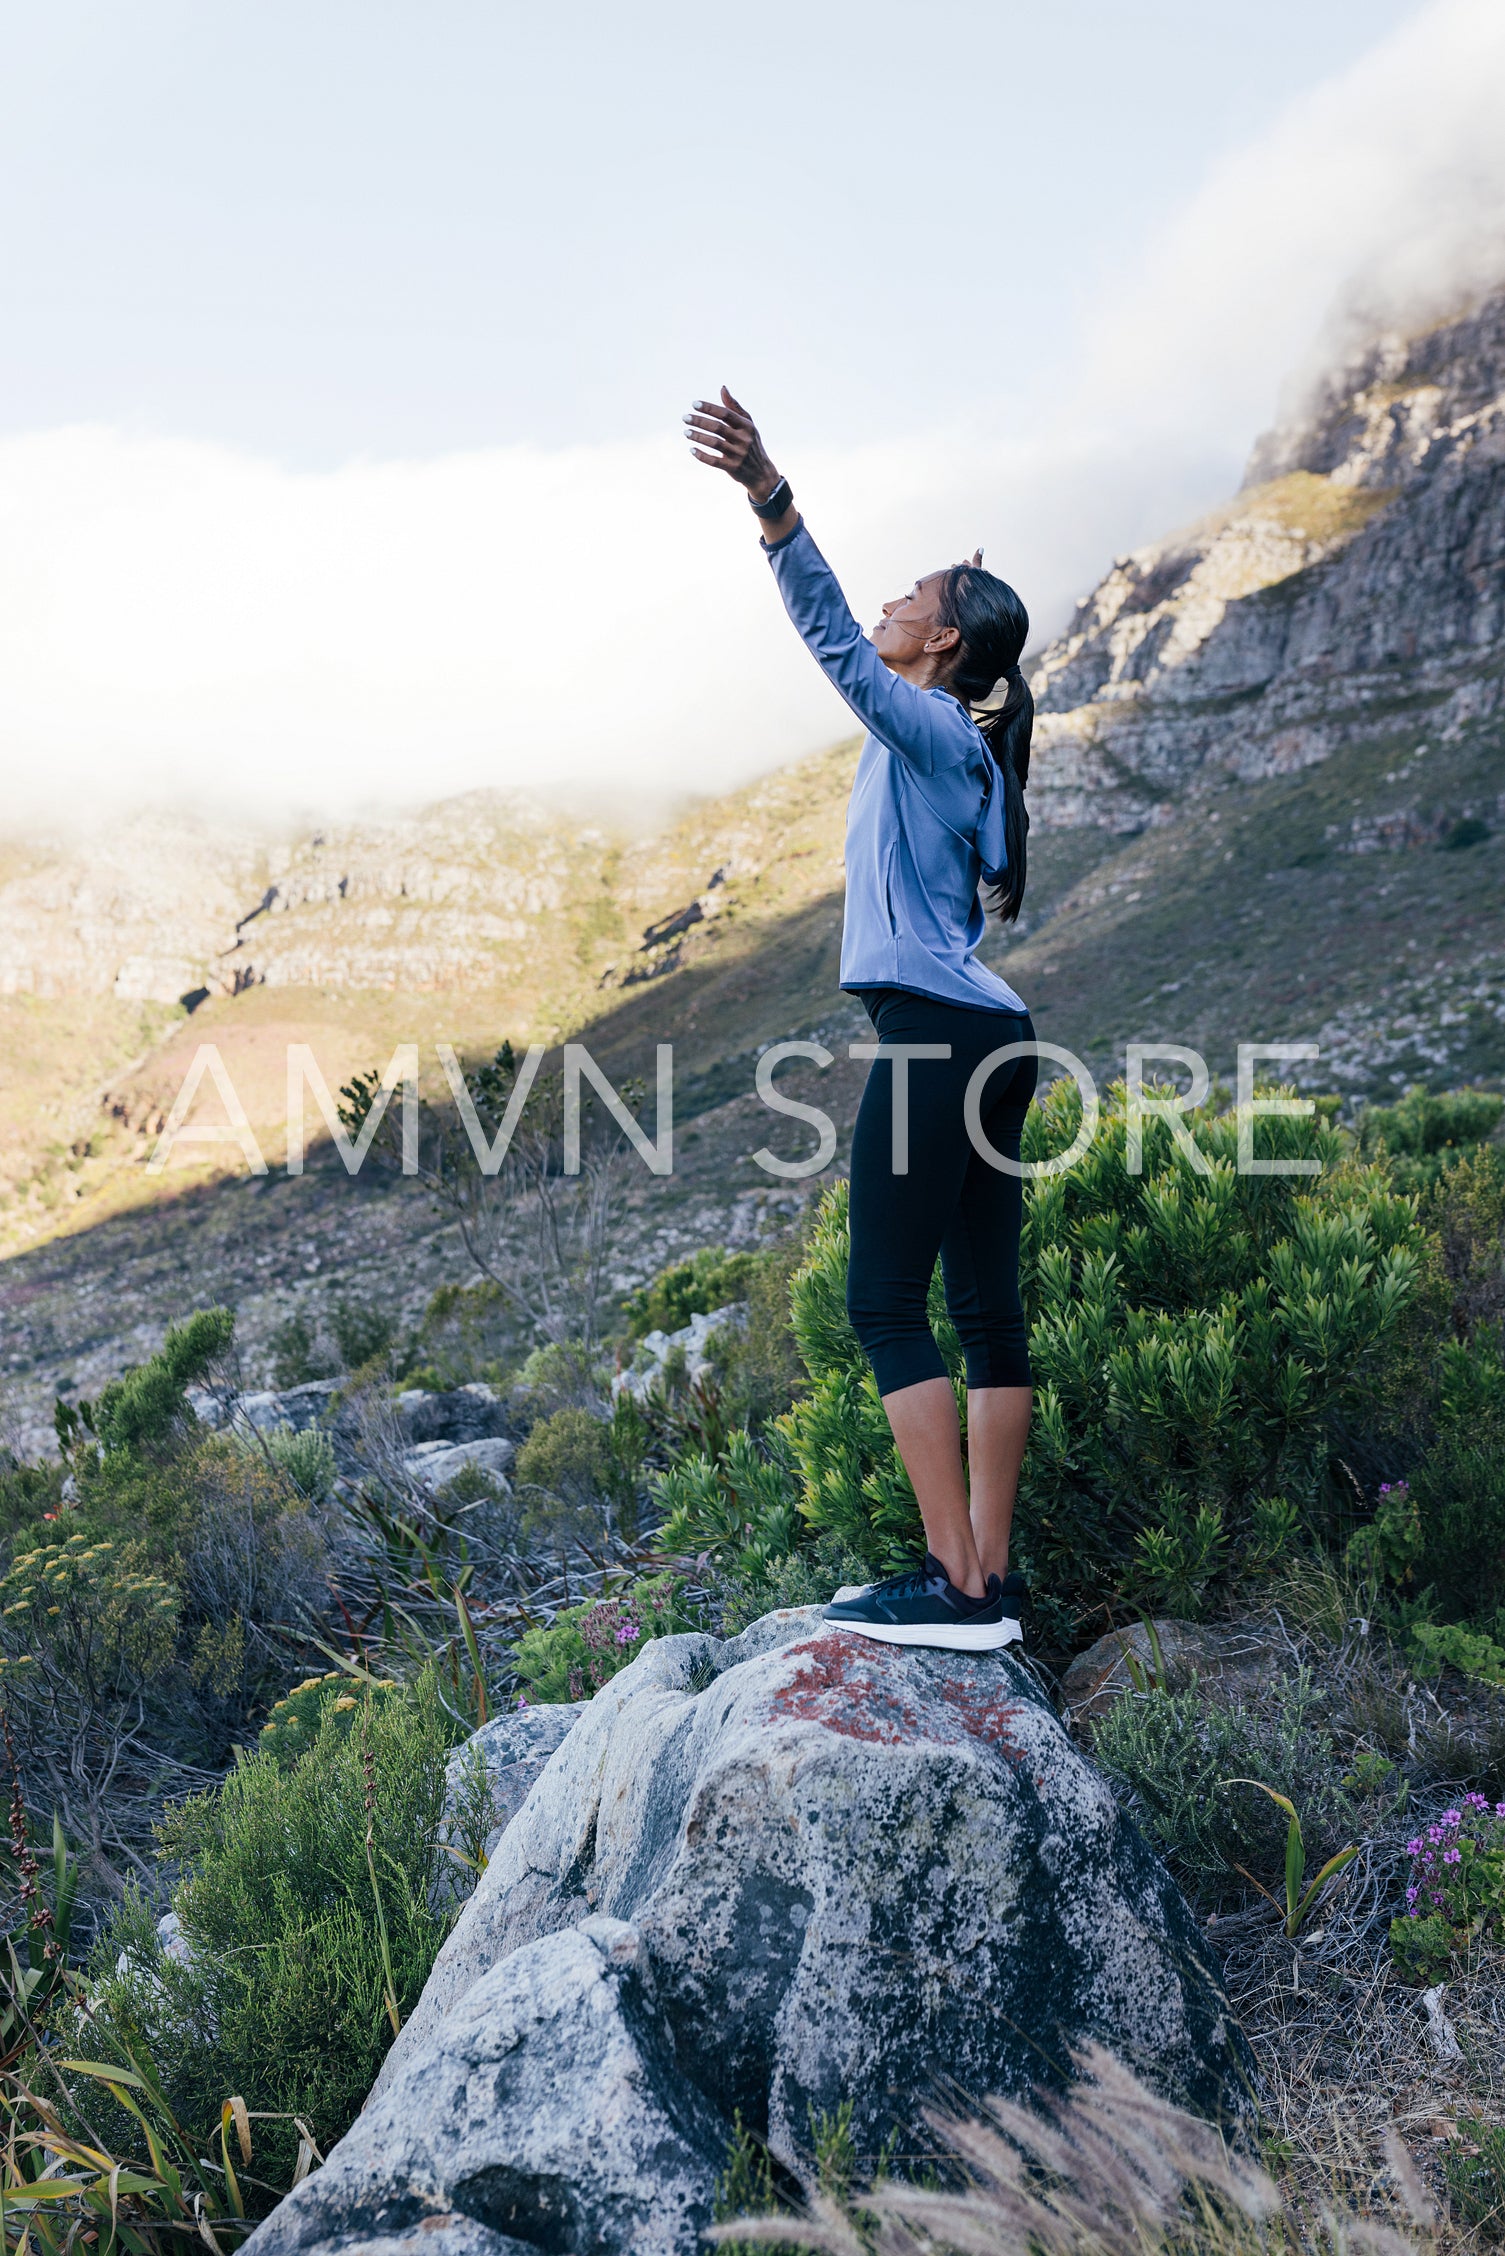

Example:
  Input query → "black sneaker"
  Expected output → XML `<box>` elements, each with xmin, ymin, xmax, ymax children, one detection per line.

<box><xmin>823</xmin><ymin>1553</ymin><xmax>1018</xmax><ymax>1652</ymax></box>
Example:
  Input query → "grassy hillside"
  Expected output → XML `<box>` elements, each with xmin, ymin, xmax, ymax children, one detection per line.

<box><xmin>3</xmin><ymin>685</ymin><xmax>1499</xmax><ymax>1453</ymax></box>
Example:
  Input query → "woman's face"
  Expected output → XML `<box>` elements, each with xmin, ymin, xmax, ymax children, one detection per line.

<box><xmin>871</xmin><ymin>570</ymin><xmax>960</xmax><ymax>677</ymax></box>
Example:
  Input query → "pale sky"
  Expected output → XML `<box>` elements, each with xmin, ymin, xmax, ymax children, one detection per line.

<box><xmin>0</xmin><ymin>0</ymin><xmax>1424</xmax><ymax>460</ymax></box>
<box><xmin>1</xmin><ymin>0</ymin><xmax>1501</xmax><ymax>828</ymax></box>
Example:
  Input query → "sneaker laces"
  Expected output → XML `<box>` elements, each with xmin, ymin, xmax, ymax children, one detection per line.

<box><xmin>866</xmin><ymin>1561</ymin><xmax>938</xmax><ymax>1602</ymax></box>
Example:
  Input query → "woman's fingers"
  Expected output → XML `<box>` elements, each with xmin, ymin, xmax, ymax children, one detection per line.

<box><xmin>684</xmin><ymin>389</ymin><xmax>763</xmax><ymax>479</ymax></box>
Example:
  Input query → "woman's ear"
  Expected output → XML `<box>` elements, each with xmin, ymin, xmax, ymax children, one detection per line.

<box><xmin>923</xmin><ymin>623</ymin><xmax>962</xmax><ymax>655</ymax></box>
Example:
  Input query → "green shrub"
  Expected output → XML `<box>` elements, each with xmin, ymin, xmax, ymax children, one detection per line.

<box><xmin>330</xmin><ymin>1297</ymin><xmax>399</xmax><ymax>1373</ymax></box>
<box><xmin>63</xmin><ymin>1308</ymin><xmax>235</xmax><ymax>1463</ymax></box>
<box><xmin>413</xmin><ymin>1278</ymin><xmax>509</xmax><ymax>1388</ymax></box>
<box><xmin>1409</xmin><ymin>1620</ymin><xmax>1505</xmax><ymax>1688</ymax></box>
<box><xmin>1089</xmin><ymin>1673</ymin><xmax>1359</xmax><ymax>1908</ymax></box>
<box><xmin>269</xmin><ymin>1308</ymin><xmax>333</xmax><ymax>1389</ymax></box>
<box><xmin>1357</xmin><ymin>1083</ymin><xmax>1503</xmax><ymax>1193</ymax></box>
<box><xmin>257</xmin><ymin>1668</ymin><xmax>404</xmax><ymax>1768</ymax></box>
<box><xmin>0</xmin><ymin>1456</ymin><xmax>63</xmax><ymax>1538</ymax></box>
<box><xmin>0</xmin><ymin>1534</ymin><xmax>179</xmax><ymax>1729</ymax></box>
<box><xmin>698</xmin><ymin>1231</ymin><xmax>811</xmax><ymax>1436</ymax></box>
<box><xmin>80</xmin><ymin>1672</ymin><xmax>460</xmax><ymax>2196</ymax></box>
<box><xmin>1429</xmin><ymin>1142</ymin><xmax>1505</xmax><ymax>1336</ymax></box>
<box><xmin>1406</xmin><ymin>1330</ymin><xmax>1505</xmax><ymax>1621</ymax></box>
<box><xmin>654</xmin><ymin>1427</ymin><xmax>806</xmax><ymax>1576</ymax></box>
<box><xmin>624</xmin><ymin>1247</ymin><xmax>758</xmax><ymax>1338</ymax></box>
<box><xmin>511</xmin><ymin>1573</ymin><xmax>701</xmax><ymax>1703</ymax></box>
<box><xmin>265</xmin><ymin>1424</ymin><xmax>339</xmax><ymax>1504</ymax></box>
<box><xmin>513</xmin><ymin>1398</ymin><xmax>647</xmax><ymax>1541</ymax></box>
<box><xmin>718</xmin><ymin>1536</ymin><xmax>878</xmax><ymax>1634</ymax></box>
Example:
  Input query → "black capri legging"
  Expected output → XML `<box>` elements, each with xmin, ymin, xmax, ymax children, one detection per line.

<box><xmin>846</xmin><ymin>988</ymin><xmax>1038</xmax><ymax>1398</ymax></box>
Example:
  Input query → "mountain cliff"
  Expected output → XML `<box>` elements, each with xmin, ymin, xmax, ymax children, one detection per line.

<box><xmin>1029</xmin><ymin>291</ymin><xmax>1504</xmax><ymax>831</ymax></box>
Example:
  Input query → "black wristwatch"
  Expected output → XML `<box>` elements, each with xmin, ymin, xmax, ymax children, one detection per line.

<box><xmin>749</xmin><ymin>476</ymin><xmax>793</xmax><ymax>521</ymax></box>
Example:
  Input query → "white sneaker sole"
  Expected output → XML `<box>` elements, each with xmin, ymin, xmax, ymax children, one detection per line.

<box><xmin>828</xmin><ymin>1615</ymin><xmax>1024</xmax><ymax>1653</ymax></box>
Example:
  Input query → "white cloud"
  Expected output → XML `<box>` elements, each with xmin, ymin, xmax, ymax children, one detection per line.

<box><xmin>0</xmin><ymin>0</ymin><xmax>1501</xmax><ymax>832</ymax></box>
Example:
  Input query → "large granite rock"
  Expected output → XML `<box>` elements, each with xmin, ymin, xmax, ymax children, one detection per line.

<box><xmin>243</xmin><ymin>1920</ymin><xmax>723</xmax><ymax>2256</ymax></box>
<box><xmin>248</xmin><ymin>1607</ymin><xmax>1252</xmax><ymax>2256</ymax></box>
<box><xmin>433</xmin><ymin>1704</ymin><xmax>586</xmax><ymax>1913</ymax></box>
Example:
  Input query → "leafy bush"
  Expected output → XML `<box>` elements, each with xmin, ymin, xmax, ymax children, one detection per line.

<box><xmin>0</xmin><ymin>1456</ymin><xmax>63</xmax><ymax>1539</ymax></box>
<box><xmin>257</xmin><ymin>1669</ymin><xmax>404</xmax><ymax>1767</ymax></box>
<box><xmin>1357</xmin><ymin>1083</ymin><xmax>1503</xmax><ymax>1193</ymax></box>
<box><xmin>655</xmin><ymin>1426</ymin><xmax>806</xmax><ymax>1577</ymax></box>
<box><xmin>513</xmin><ymin>1399</ymin><xmax>647</xmax><ymax>1542</ymax></box>
<box><xmin>265</xmin><ymin>1424</ymin><xmax>339</xmax><ymax>1504</ymax></box>
<box><xmin>1391</xmin><ymin>1792</ymin><xmax>1505</xmax><ymax>1981</ymax></box>
<box><xmin>330</xmin><ymin>1297</ymin><xmax>399</xmax><ymax>1373</ymax></box>
<box><xmin>709</xmin><ymin>1233</ymin><xmax>810</xmax><ymax>1425</ymax></box>
<box><xmin>511</xmin><ymin>1574</ymin><xmax>701</xmax><ymax>1703</ymax></box>
<box><xmin>717</xmin><ymin>1535</ymin><xmax>879</xmax><ymax>1634</ymax></box>
<box><xmin>1089</xmin><ymin>1673</ymin><xmax>1360</xmax><ymax>1909</ymax></box>
<box><xmin>752</xmin><ymin>1085</ymin><xmax>1424</xmax><ymax>1619</ymax></box>
<box><xmin>1429</xmin><ymin>1141</ymin><xmax>1505</xmax><ymax>1335</ymax></box>
<box><xmin>1407</xmin><ymin>1329</ymin><xmax>1505</xmax><ymax>1620</ymax></box>
<box><xmin>270</xmin><ymin>1307</ymin><xmax>334</xmax><ymax>1389</ymax></box>
<box><xmin>412</xmin><ymin>1277</ymin><xmax>508</xmax><ymax>1389</ymax></box>
<box><xmin>58</xmin><ymin>1308</ymin><xmax>235</xmax><ymax>1464</ymax></box>
<box><xmin>624</xmin><ymin>1246</ymin><xmax>758</xmax><ymax>1338</ymax></box>
<box><xmin>80</xmin><ymin>1672</ymin><xmax>461</xmax><ymax>2196</ymax></box>
<box><xmin>1410</xmin><ymin>1620</ymin><xmax>1505</xmax><ymax>1687</ymax></box>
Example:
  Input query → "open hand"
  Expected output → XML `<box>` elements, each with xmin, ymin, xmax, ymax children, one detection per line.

<box><xmin>684</xmin><ymin>387</ymin><xmax>780</xmax><ymax>499</ymax></box>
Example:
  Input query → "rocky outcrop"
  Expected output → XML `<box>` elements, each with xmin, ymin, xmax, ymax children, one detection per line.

<box><xmin>438</xmin><ymin>1702</ymin><xmax>587</xmax><ymax>1886</ymax></box>
<box><xmin>395</xmin><ymin>1384</ymin><xmax>511</xmax><ymax>1447</ymax></box>
<box><xmin>1029</xmin><ymin>289</ymin><xmax>1505</xmax><ymax>835</ymax></box>
<box><xmin>245</xmin><ymin>1920</ymin><xmax>725</xmax><ymax>2256</ymax></box>
<box><xmin>1060</xmin><ymin>1620</ymin><xmax>1284</xmax><ymax>1732</ymax></box>
<box><xmin>188</xmin><ymin>1379</ymin><xmax>343</xmax><ymax>1434</ymax></box>
<box><xmin>248</xmin><ymin>1607</ymin><xmax>1252</xmax><ymax>2256</ymax></box>
<box><xmin>611</xmin><ymin>1303</ymin><xmax>746</xmax><ymax>1403</ymax></box>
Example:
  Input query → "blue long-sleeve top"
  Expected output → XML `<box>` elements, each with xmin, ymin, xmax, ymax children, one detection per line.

<box><xmin>765</xmin><ymin>518</ymin><xmax>1027</xmax><ymax>1013</ymax></box>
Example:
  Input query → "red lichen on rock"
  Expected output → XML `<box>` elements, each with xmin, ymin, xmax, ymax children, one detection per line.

<box><xmin>766</xmin><ymin>1635</ymin><xmax>923</xmax><ymax>1745</ymax></box>
<box><xmin>930</xmin><ymin>1679</ymin><xmax>1029</xmax><ymax>1764</ymax></box>
<box><xmin>766</xmin><ymin>1637</ymin><xmax>1030</xmax><ymax>1765</ymax></box>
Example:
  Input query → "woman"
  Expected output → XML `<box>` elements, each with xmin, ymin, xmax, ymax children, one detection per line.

<box><xmin>685</xmin><ymin>388</ymin><xmax>1036</xmax><ymax>1654</ymax></box>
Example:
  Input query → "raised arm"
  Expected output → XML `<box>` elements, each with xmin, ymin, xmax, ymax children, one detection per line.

<box><xmin>684</xmin><ymin>389</ymin><xmax>977</xmax><ymax>776</ymax></box>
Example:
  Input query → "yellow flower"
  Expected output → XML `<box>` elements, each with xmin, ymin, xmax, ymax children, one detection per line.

<box><xmin>332</xmin><ymin>1696</ymin><xmax>357</xmax><ymax>1712</ymax></box>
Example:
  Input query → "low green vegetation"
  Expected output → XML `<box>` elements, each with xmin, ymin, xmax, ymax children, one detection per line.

<box><xmin>74</xmin><ymin>1673</ymin><xmax>460</xmax><ymax>2193</ymax></box>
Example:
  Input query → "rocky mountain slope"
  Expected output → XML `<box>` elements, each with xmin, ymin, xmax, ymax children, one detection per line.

<box><xmin>1</xmin><ymin>287</ymin><xmax>1502</xmax><ymax>1440</ymax></box>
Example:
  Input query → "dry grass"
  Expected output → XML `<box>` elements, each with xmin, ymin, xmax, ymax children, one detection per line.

<box><xmin>1219</xmin><ymin>1855</ymin><xmax>1505</xmax><ymax>2249</ymax></box>
<box><xmin>711</xmin><ymin>2043</ymin><xmax>1432</xmax><ymax>2256</ymax></box>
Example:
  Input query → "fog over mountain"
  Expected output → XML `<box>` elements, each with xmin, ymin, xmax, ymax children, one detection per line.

<box><xmin>0</xmin><ymin>0</ymin><xmax>1501</xmax><ymax>834</ymax></box>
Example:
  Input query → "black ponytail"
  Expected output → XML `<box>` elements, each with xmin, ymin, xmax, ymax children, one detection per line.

<box><xmin>937</xmin><ymin>563</ymin><xmax>1033</xmax><ymax>923</ymax></box>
